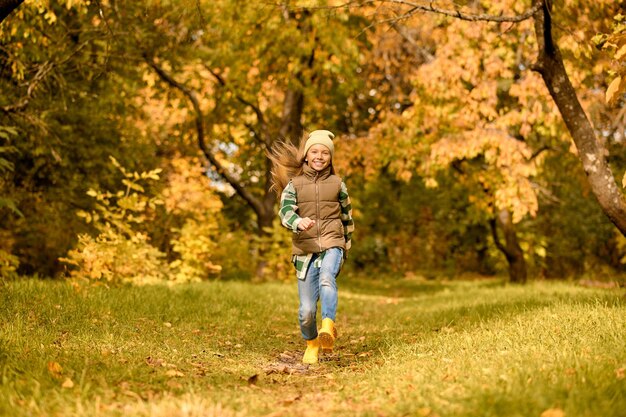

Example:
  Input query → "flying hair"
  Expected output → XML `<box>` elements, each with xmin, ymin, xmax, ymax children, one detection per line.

<box><xmin>267</xmin><ymin>140</ymin><xmax>306</xmax><ymax>197</ymax></box>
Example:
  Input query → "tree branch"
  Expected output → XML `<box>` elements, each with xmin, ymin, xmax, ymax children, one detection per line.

<box><xmin>489</xmin><ymin>218</ymin><xmax>508</xmax><ymax>257</ymax></box>
<box><xmin>375</xmin><ymin>0</ymin><xmax>543</xmax><ymax>25</ymax></box>
<box><xmin>1</xmin><ymin>60</ymin><xmax>55</xmax><ymax>114</ymax></box>
<box><xmin>2</xmin><ymin>41</ymin><xmax>89</xmax><ymax>114</ymax></box>
<box><xmin>205</xmin><ymin>66</ymin><xmax>272</xmax><ymax>146</ymax></box>
<box><xmin>144</xmin><ymin>55</ymin><xmax>266</xmax><ymax>218</ymax></box>
<box><xmin>389</xmin><ymin>21</ymin><xmax>435</xmax><ymax>63</ymax></box>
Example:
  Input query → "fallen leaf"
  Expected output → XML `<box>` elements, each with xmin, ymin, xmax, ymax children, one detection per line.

<box><xmin>47</xmin><ymin>361</ymin><xmax>63</xmax><ymax>378</ymax></box>
<box><xmin>248</xmin><ymin>374</ymin><xmax>258</xmax><ymax>385</ymax></box>
<box><xmin>61</xmin><ymin>378</ymin><xmax>74</xmax><ymax>388</ymax></box>
<box><xmin>540</xmin><ymin>408</ymin><xmax>565</xmax><ymax>417</ymax></box>
<box><xmin>280</xmin><ymin>394</ymin><xmax>301</xmax><ymax>406</ymax></box>
<box><xmin>165</xmin><ymin>369</ymin><xmax>184</xmax><ymax>377</ymax></box>
<box><xmin>145</xmin><ymin>356</ymin><xmax>166</xmax><ymax>367</ymax></box>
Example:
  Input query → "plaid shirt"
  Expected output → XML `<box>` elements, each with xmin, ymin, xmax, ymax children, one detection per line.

<box><xmin>279</xmin><ymin>180</ymin><xmax>354</xmax><ymax>280</ymax></box>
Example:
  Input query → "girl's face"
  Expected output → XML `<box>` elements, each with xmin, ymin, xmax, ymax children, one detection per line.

<box><xmin>306</xmin><ymin>144</ymin><xmax>332</xmax><ymax>171</ymax></box>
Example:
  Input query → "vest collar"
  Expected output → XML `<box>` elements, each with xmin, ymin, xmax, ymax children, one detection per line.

<box><xmin>302</xmin><ymin>163</ymin><xmax>332</xmax><ymax>181</ymax></box>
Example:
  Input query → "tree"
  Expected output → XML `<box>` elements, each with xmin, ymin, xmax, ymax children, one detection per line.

<box><xmin>532</xmin><ymin>1</ymin><xmax>626</xmax><ymax>234</ymax></box>
<box><xmin>343</xmin><ymin>0</ymin><xmax>624</xmax><ymax>281</ymax></box>
<box><xmin>0</xmin><ymin>1</ymin><xmax>166</xmax><ymax>275</ymax></box>
<box><xmin>375</xmin><ymin>0</ymin><xmax>626</xmax><ymax>235</ymax></box>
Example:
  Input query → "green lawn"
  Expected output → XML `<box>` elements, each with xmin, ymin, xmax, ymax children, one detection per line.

<box><xmin>0</xmin><ymin>276</ymin><xmax>624</xmax><ymax>417</ymax></box>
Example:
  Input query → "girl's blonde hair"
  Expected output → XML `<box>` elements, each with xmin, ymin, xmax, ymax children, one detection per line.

<box><xmin>267</xmin><ymin>140</ymin><xmax>306</xmax><ymax>196</ymax></box>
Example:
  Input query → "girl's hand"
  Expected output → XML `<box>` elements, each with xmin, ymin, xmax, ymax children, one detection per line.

<box><xmin>297</xmin><ymin>217</ymin><xmax>316</xmax><ymax>231</ymax></box>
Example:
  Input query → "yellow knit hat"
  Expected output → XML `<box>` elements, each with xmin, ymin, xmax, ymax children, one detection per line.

<box><xmin>304</xmin><ymin>130</ymin><xmax>335</xmax><ymax>158</ymax></box>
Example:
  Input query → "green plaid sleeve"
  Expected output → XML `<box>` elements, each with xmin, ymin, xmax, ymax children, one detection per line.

<box><xmin>279</xmin><ymin>181</ymin><xmax>301</xmax><ymax>233</ymax></box>
<box><xmin>339</xmin><ymin>181</ymin><xmax>354</xmax><ymax>251</ymax></box>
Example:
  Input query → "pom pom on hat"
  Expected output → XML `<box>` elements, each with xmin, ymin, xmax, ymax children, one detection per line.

<box><xmin>304</xmin><ymin>130</ymin><xmax>335</xmax><ymax>158</ymax></box>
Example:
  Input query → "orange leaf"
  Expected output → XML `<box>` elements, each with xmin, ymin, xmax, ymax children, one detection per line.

<box><xmin>606</xmin><ymin>76</ymin><xmax>622</xmax><ymax>104</ymax></box>
<box><xmin>47</xmin><ymin>361</ymin><xmax>63</xmax><ymax>378</ymax></box>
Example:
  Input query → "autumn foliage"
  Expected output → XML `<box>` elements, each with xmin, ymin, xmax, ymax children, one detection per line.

<box><xmin>0</xmin><ymin>0</ymin><xmax>625</xmax><ymax>284</ymax></box>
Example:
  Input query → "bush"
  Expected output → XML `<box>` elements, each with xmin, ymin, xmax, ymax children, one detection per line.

<box><xmin>62</xmin><ymin>228</ymin><xmax>168</xmax><ymax>285</ymax></box>
<box><xmin>169</xmin><ymin>218</ymin><xmax>222</xmax><ymax>283</ymax></box>
<box><xmin>60</xmin><ymin>157</ymin><xmax>169</xmax><ymax>286</ymax></box>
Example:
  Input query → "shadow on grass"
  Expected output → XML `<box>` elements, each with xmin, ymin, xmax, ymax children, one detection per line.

<box><xmin>340</xmin><ymin>273</ymin><xmax>506</xmax><ymax>298</ymax></box>
<box><xmin>311</xmin><ymin>288</ymin><xmax>624</xmax><ymax>373</ymax></box>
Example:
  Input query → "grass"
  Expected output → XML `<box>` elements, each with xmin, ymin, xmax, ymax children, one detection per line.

<box><xmin>0</xmin><ymin>275</ymin><xmax>624</xmax><ymax>417</ymax></box>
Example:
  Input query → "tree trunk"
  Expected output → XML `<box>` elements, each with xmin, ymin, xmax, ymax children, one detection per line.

<box><xmin>490</xmin><ymin>210</ymin><xmax>528</xmax><ymax>284</ymax></box>
<box><xmin>279</xmin><ymin>88</ymin><xmax>305</xmax><ymax>144</ymax></box>
<box><xmin>533</xmin><ymin>1</ymin><xmax>626</xmax><ymax>235</ymax></box>
<box><xmin>0</xmin><ymin>0</ymin><xmax>23</xmax><ymax>24</ymax></box>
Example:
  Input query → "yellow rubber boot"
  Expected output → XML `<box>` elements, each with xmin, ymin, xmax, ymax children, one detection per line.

<box><xmin>302</xmin><ymin>338</ymin><xmax>320</xmax><ymax>364</ymax></box>
<box><xmin>318</xmin><ymin>318</ymin><xmax>337</xmax><ymax>352</ymax></box>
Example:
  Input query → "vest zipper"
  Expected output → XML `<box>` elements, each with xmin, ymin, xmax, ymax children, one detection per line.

<box><xmin>315</xmin><ymin>173</ymin><xmax>322</xmax><ymax>252</ymax></box>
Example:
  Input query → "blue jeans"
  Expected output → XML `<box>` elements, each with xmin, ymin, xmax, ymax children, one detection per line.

<box><xmin>297</xmin><ymin>247</ymin><xmax>343</xmax><ymax>341</ymax></box>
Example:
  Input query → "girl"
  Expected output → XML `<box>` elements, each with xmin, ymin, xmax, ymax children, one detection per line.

<box><xmin>269</xmin><ymin>129</ymin><xmax>354</xmax><ymax>364</ymax></box>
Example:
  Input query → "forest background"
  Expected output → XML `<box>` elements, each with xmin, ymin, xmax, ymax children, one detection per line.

<box><xmin>1</xmin><ymin>0</ymin><xmax>626</xmax><ymax>286</ymax></box>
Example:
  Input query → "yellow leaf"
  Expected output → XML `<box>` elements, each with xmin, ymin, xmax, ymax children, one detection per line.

<box><xmin>61</xmin><ymin>378</ymin><xmax>74</xmax><ymax>388</ymax></box>
<box><xmin>622</xmin><ymin>171</ymin><xmax>626</xmax><ymax>188</ymax></box>
<box><xmin>606</xmin><ymin>76</ymin><xmax>622</xmax><ymax>104</ymax></box>
<box><xmin>165</xmin><ymin>369</ymin><xmax>184</xmax><ymax>377</ymax></box>
<box><xmin>615</xmin><ymin>44</ymin><xmax>626</xmax><ymax>61</ymax></box>
<box><xmin>44</xmin><ymin>11</ymin><xmax>57</xmax><ymax>25</ymax></box>
<box><xmin>122</xmin><ymin>179</ymin><xmax>145</xmax><ymax>193</ymax></box>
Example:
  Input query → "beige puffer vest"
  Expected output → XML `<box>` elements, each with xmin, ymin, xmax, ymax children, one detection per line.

<box><xmin>291</xmin><ymin>165</ymin><xmax>345</xmax><ymax>255</ymax></box>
